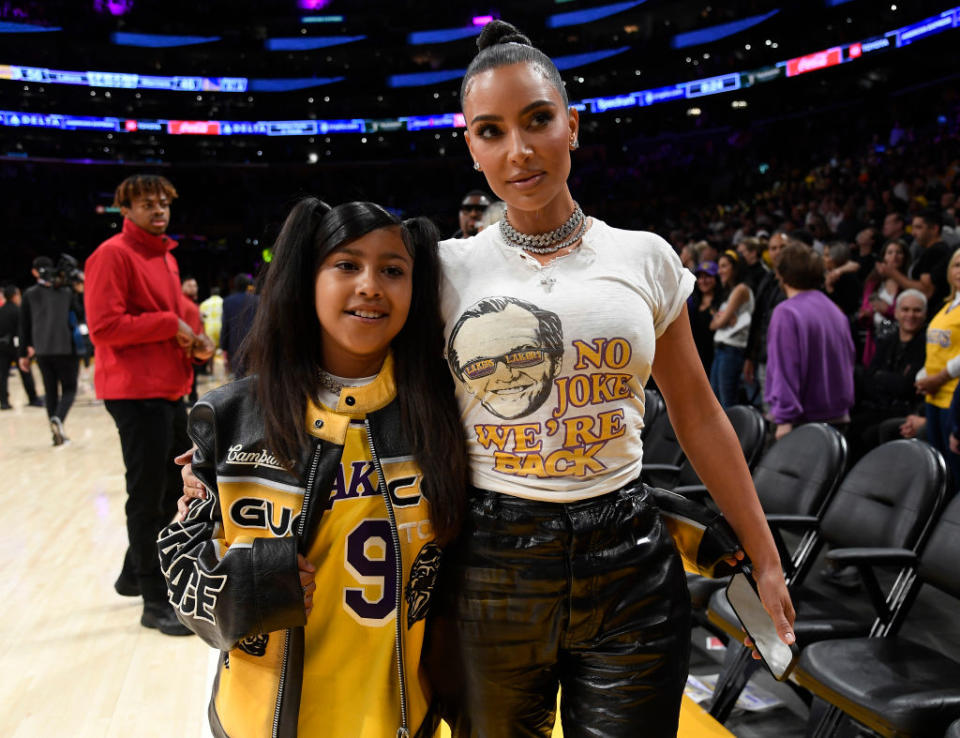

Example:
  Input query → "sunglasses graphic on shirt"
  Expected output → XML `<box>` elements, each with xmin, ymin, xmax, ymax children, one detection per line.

<box><xmin>460</xmin><ymin>348</ymin><xmax>556</xmax><ymax>380</ymax></box>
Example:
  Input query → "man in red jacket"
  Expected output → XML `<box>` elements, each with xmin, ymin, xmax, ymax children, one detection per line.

<box><xmin>85</xmin><ymin>175</ymin><xmax>213</xmax><ymax>636</ymax></box>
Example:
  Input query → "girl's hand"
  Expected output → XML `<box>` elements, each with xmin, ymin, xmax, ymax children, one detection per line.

<box><xmin>176</xmin><ymin>446</ymin><xmax>208</xmax><ymax>498</ymax></box>
<box><xmin>298</xmin><ymin>554</ymin><xmax>317</xmax><ymax>618</ymax></box>
<box><xmin>174</xmin><ymin>446</ymin><xmax>207</xmax><ymax>521</ymax></box>
<box><xmin>175</xmin><ymin>477</ymin><xmax>208</xmax><ymax>520</ymax></box>
<box><xmin>749</xmin><ymin>566</ymin><xmax>796</xmax><ymax>659</ymax></box>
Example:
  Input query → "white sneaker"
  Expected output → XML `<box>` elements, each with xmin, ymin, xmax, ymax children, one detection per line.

<box><xmin>50</xmin><ymin>416</ymin><xmax>65</xmax><ymax>446</ymax></box>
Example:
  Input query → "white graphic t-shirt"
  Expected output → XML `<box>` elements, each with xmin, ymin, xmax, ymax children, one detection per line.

<box><xmin>440</xmin><ymin>218</ymin><xmax>695</xmax><ymax>502</ymax></box>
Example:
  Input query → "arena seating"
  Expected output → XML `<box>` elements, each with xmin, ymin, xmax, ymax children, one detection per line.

<box><xmin>705</xmin><ymin>439</ymin><xmax>948</xmax><ymax>722</ymax></box>
<box><xmin>642</xmin><ymin>404</ymin><xmax>766</xmax><ymax>490</ymax></box>
<box><xmin>685</xmin><ymin>423</ymin><xmax>847</xmax><ymax>618</ymax></box>
<box><xmin>793</xmin><ymin>493</ymin><xmax>960</xmax><ymax>737</ymax></box>
<box><xmin>641</xmin><ymin>387</ymin><xmax>665</xmax><ymax>441</ymax></box>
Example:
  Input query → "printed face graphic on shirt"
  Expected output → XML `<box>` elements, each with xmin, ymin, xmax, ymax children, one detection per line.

<box><xmin>448</xmin><ymin>297</ymin><xmax>563</xmax><ymax>420</ymax></box>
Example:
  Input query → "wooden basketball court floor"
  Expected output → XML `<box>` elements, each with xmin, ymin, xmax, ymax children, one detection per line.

<box><xmin>0</xmin><ymin>363</ymin><xmax>735</xmax><ymax>737</ymax></box>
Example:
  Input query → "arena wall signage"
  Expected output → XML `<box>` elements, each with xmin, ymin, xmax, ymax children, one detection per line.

<box><xmin>1</xmin><ymin>6</ymin><xmax>958</xmax><ymax>138</ymax></box>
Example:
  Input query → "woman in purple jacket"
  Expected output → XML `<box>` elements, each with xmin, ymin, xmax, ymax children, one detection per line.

<box><xmin>766</xmin><ymin>243</ymin><xmax>856</xmax><ymax>440</ymax></box>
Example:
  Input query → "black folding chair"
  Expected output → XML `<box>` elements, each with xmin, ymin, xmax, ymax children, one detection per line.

<box><xmin>639</xmin><ymin>391</ymin><xmax>684</xmax><ymax>488</ymax></box>
<box><xmin>705</xmin><ymin>439</ymin><xmax>947</xmax><ymax>723</ymax></box>
<box><xmin>686</xmin><ymin>424</ymin><xmax>846</xmax><ymax>632</ymax></box>
<box><xmin>641</xmin><ymin>387</ymin><xmax>664</xmax><ymax>441</ymax></box>
<box><xmin>793</xmin><ymin>493</ymin><xmax>960</xmax><ymax>738</ymax></box>
<box><xmin>642</xmin><ymin>404</ymin><xmax>766</xmax><ymax>490</ymax></box>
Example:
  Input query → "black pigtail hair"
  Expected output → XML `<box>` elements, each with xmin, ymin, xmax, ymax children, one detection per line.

<box><xmin>240</xmin><ymin>197</ymin><xmax>331</xmax><ymax>467</ymax></box>
<box><xmin>238</xmin><ymin>200</ymin><xmax>466</xmax><ymax>544</ymax></box>
<box><xmin>394</xmin><ymin>216</ymin><xmax>467</xmax><ymax>546</ymax></box>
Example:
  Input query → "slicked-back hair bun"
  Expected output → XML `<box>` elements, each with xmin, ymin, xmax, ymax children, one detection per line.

<box><xmin>461</xmin><ymin>20</ymin><xmax>568</xmax><ymax>109</ymax></box>
<box><xmin>476</xmin><ymin>19</ymin><xmax>532</xmax><ymax>50</ymax></box>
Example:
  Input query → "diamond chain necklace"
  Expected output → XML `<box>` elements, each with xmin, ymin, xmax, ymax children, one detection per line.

<box><xmin>317</xmin><ymin>369</ymin><xmax>343</xmax><ymax>395</ymax></box>
<box><xmin>500</xmin><ymin>203</ymin><xmax>585</xmax><ymax>255</ymax></box>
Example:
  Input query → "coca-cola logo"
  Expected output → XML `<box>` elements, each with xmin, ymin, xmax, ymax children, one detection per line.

<box><xmin>167</xmin><ymin>120</ymin><xmax>220</xmax><ymax>135</ymax></box>
<box><xmin>786</xmin><ymin>48</ymin><xmax>842</xmax><ymax>77</ymax></box>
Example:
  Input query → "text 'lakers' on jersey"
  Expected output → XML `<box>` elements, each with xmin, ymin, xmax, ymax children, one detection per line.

<box><xmin>162</xmin><ymin>357</ymin><xmax>441</xmax><ymax>738</ymax></box>
<box><xmin>300</xmin><ymin>419</ymin><xmax>438</xmax><ymax>737</ymax></box>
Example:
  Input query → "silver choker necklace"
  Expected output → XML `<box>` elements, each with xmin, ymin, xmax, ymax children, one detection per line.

<box><xmin>317</xmin><ymin>369</ymin><xmax>343</xmax><ymax>396</ymax></box>
<box><xmin>500</xmin><ymin>203</ymin><xmax>585</xmax><ymax>255</ymax></box>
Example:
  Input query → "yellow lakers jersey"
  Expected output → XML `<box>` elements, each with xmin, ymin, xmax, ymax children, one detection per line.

<box><xmin>299</xmin><ymin>418</ymin><xmax>437</xmax><ymax>737</ymax></box>
<box><xmin>207</xmin><ymin>358</ymin><xmax>438</xmax><ymax>737</ymax></box>
<box><xmin>925</xmin><ymin>301</ymin><xmax>960</xmax><ymax>408</ymax></box>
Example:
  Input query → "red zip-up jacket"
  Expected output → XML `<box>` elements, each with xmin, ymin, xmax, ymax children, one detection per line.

<box><xmin>85</xmin><ymin>219</ymin><xmax>192</xmax><ymax>401</ymax></box>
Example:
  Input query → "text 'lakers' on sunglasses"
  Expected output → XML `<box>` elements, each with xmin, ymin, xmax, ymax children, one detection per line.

<box><xmin>460</xmin><ymin>349</ymin><xmax>553</xmax><ymax>379</ymax></box>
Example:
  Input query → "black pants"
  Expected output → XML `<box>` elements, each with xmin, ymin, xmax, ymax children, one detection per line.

<box><xmin>105</xmin><ymin>398</ymin><xmax>189</xmax><ymax>604</ymax></box>
<box><xmin>0</xmin><ymin>349</ymin><xmax>40</xmax><ymax>405</ymax></box>
<box><xmin>36</xmin><ymin>354</ymin><xmax>79</xmax><ymax>422</ymax></box>
<box><xmin>445</xmin><ymin>482</ymin><xmax>691</xmax><ymax>738</ymax></box>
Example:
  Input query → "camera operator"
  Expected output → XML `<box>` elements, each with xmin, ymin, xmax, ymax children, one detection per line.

<box><xmin>18</xmin><ymin>255</ymin><xmax>84</xmax><ymax>445</ymax></box>
<box><xmin>0</xmin><ymin>284</ymin><xmax>44</xmax><ymax>410</ymax></box>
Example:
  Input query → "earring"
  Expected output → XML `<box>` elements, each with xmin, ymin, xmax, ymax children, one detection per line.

<box><xmin>570</xmin><ymin>138</ymin><xmax>579</xmax><ymax>151</ymax></box>
<box><xmin>473</xmin><ymin>161</ymin><xmax>482</xmax><ymax>171</ymax></box>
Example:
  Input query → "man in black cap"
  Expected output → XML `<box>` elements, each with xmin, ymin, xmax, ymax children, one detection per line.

<box><xmin>453</xmin><ymin>190</ymin><xmax>492</xmax><ymax>238</ymax></box>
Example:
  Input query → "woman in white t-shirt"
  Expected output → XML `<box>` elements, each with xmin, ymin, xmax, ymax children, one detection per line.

<box><xmin>438</xmin><ymin>20</ymin><xmax>794</xmax><ymax>737</ymax></box>
<box><xmin>709</xmin><ymin>250</ymin><xmax>754</xmax><ymax>407</ymax></box>
<box><xmin>857</xmin><ymin>238</ymin><xmax>909</xmax><ymax>364</ymax></box>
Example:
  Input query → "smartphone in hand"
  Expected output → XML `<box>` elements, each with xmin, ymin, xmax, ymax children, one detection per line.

<box><xmin>725</xmin><ymin>571</ymin><xmax>799</xmax><ymax>681</ymax></box>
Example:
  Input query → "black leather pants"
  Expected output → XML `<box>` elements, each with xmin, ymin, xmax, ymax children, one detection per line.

<box><xmin>445</xmin><ymin>481</ymin><xmax>691</xmax><ymax>738</ymax></box>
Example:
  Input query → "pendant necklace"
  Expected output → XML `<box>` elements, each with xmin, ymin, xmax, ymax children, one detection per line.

<box><xmin>538</xmin><ymin>261</ymin><xmax>559</xmax><ymax>292</ymax></box>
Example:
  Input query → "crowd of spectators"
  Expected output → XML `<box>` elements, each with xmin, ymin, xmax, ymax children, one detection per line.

<box><xmin>4</xmin><ymin>82</ymin><xmax>960</xmax><ymax>490</ymax></box>
<box><xmin>669</xmin><ymin>125</ymin><xmax>960</xmax><ymax>491</ymax></box>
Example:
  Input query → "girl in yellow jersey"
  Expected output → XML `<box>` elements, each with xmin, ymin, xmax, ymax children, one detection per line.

<box><xmin>916</xmin><ymin>247</ymin><xmax>960</xmax><ymax>485</ymax></box>
<box><xmin>159</xmin><ymin>200</ymin><xmax>466</xmax><ymax>738</ymax></box>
